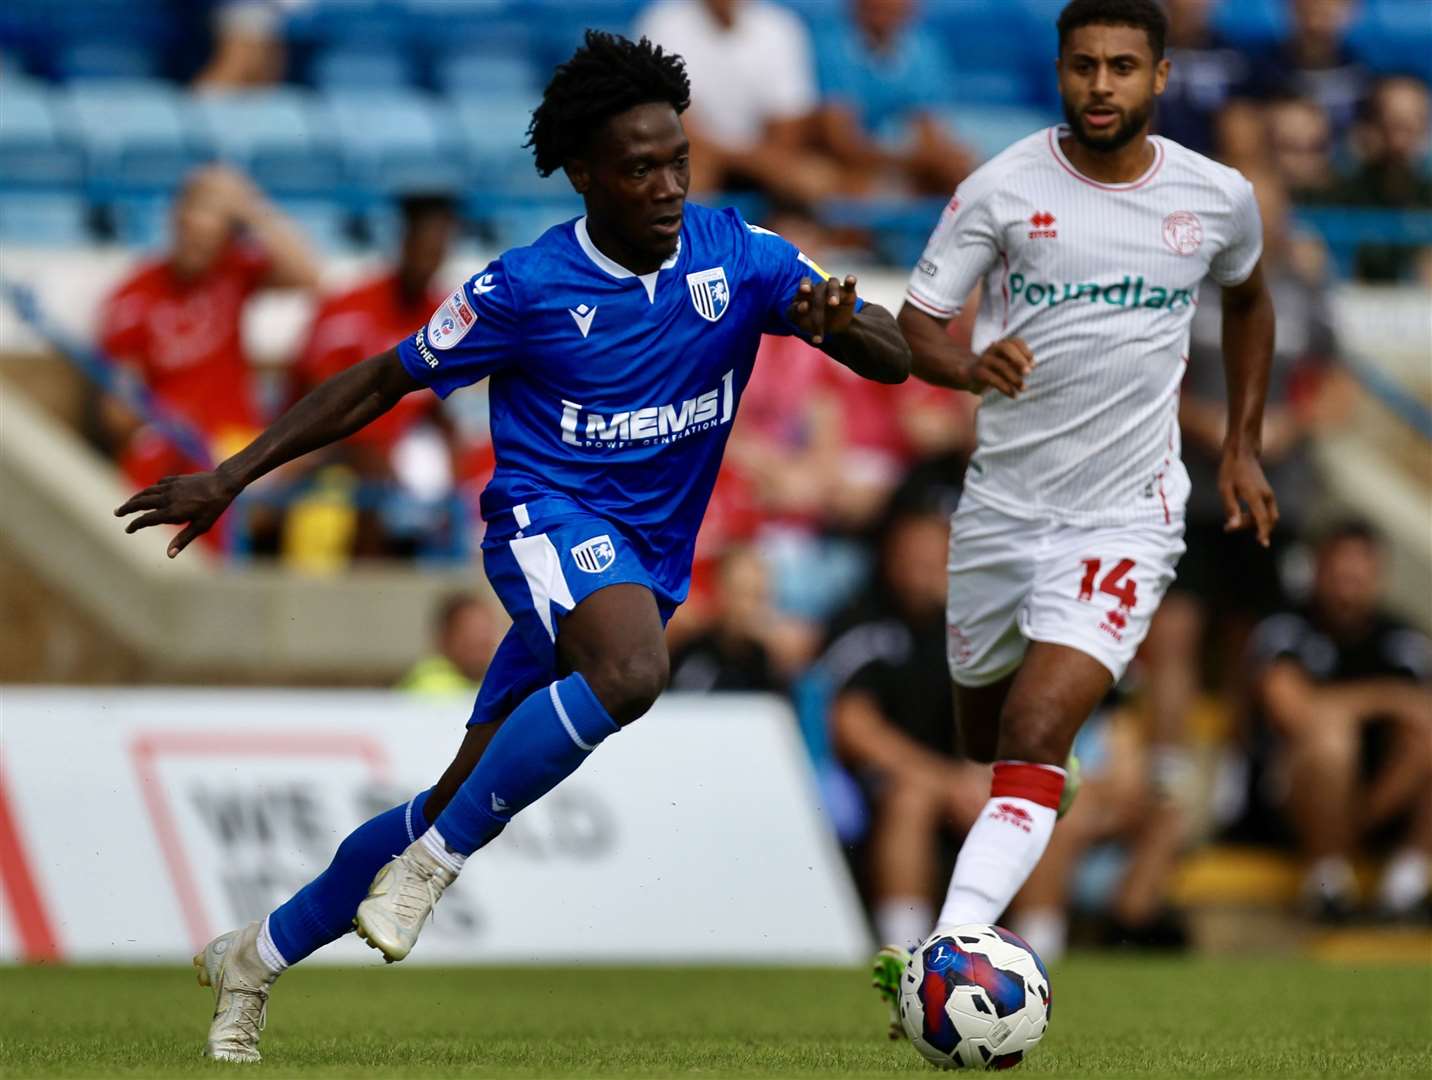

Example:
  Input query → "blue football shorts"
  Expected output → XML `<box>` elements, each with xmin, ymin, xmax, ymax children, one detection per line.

<box><xmin>467</xmin><ymin>499</ymin><xmax>681</xmax><ymax>726</ymax></box>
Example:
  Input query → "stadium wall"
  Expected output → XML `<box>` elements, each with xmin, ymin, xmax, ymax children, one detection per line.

<box><xmin>0</xmin><ymin>688</ymin><xmax>872</xmax><ymax>966</ymax></box>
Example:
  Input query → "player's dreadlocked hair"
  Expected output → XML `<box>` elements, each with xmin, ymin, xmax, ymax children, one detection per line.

<box><xmin>526</xmin><ymin>30</ymin><xmax>691</xmax><ymax>178</ymax></box>
<box><xmin>1056</xmin><ymin>0</ymin><xmax>1168</xmax><ymax>59</ymax></box>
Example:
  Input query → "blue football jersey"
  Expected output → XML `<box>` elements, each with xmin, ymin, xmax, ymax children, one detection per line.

<box><xmin>396</xmin><ymin>203</ymin><xmax>854</xmax><ymax>603</ymax></box>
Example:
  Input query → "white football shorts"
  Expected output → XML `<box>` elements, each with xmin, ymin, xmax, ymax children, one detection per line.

<box><xmin>945</xmin><ymin>498</ymin><xmax>1186</xmax><ymax>686</ymax></box>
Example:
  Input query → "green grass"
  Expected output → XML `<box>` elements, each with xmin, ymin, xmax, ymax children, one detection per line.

<box><xmin>1</xmin><ymin>957</ymin><xmax>1429</xmax><ymax>1078</ymax></box>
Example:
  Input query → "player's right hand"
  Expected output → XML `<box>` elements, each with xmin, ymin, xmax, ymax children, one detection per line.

<box><xmin>114</xmin><ymin>470</ymin><xmax>240</xmax><ymax>559</ymax></box>
<box><xmin>968</xmin><ymin>338</ymin><xmax>1034</xmax><ymax>398</ymax></box>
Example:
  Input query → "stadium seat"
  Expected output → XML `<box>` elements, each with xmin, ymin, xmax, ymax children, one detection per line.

<box><xmin>276</xmin><ymin>197</ymin><xmax>359</xmax><ymax>253</ymax></box>
<box><xmin>0</xmin><ymin>191</ymin><xmax>92</xmax><ymax>246</ymax></box>
<box><xmin>54</xmin><ymin>42</ymin><xmax>157</xmax><ymax>82</ymax></box>
<box><xmin>109</xmin><ymin>194</ymin><xmax>170</xmax><ymax>249</ymax></box>
<box><xmin>436</xmin><ymin>54</ymin><xmax>542</xmax><ymax>97</ymax></box>
<box><xmin>65</xmin><ymin>80</ymin><xmax>193</xmax><ymax>195</ymax></box>
<box><xmin>322</xmin><ymin>89</ymin><xmax>466</xmax><ymax>195</ymax></box>
<box><xmin>1349</xmin><ymin>7</ymin><xmax>1432</xmax><ymax>82</ymax></box>
<box><xmin>1209</xmin><ymin>0</ymin><xmax>1287</xmax><ymax>50</ymax></box>
<box><xmin>450</xmin><ymin>94</ymin><xmax>541</xmax><ymax>191</ymax></box>
<box><xmin>941</xmin><ymin>104</ymin><xmax>1060</xmax><ymax>163</ymax></box>
<box><xmin>311</xmin><ymin>46</ymin><xmax>414</xmax><ymax>91</ymax></box>
<box><xmin>187</xmin><ymin>89</ymin><xmax>343</xmax><ymax>196</ymax></box>
<box><xmin>0</xmin><ymin>82</ymin><xmax>85</xmax><ymax>190</ymax></box>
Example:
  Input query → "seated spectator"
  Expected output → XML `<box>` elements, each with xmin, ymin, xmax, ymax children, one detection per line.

<box><xmin>1242</xmin><ymin>520</ymin><xmax>1431</xmax><ymax>922</ymax></box>
<box><xmin>669</xmin><ymin>544</ymin><xmax>808</xmax><ymax>693</ymax></box>
<box><xmin>98</xmin><ymin>165</ymin><xmax>320</xmax><ymax>489</ymax></box>
<box><xmin>397</xmin><ymin>592</ymin><xmax>502</xmax><ymax>695</ymax></box>
<box><xmin>820</xmin><ymin>477</ymin><xmax>989</xmax><ymax>949</ymax></box>
<box><xmin>1143</xmin><ymin>170</ymin><xmax>1355</xmax><ymax>798</ymax></box>
<box><xmin>1264</xmin><ymin>95</ymin><xmax>1339</xmax><ymax>202</ymax></box>
<box><xmin>1242</xmin><ymin>0</ymin><xmax>1370</xmax><ymax>137</ymax></box>
<box><xmin>1325</xmin><ymin>76</ymin><xmax>1432</xmax><ymax>283</ymax></box>
<box><xmin>1157</xmin><ymin>0</ymin><xmax>1253</xmax><ymax>156</ymax></box>
<box><xmin>635</xmin><ymin>0</ymin><xmax>845</xmax><ymax>206</ymax></box>
<box><xmin>813</xmin><ymin>0</ymin><xmax>974</xmax><ymax>196</ymax></box>
<box><xmin>192</xmin><ymin>1</ymin><xmax>287</xmax><ymax>90</ymax></box>
<box><xmin>289</xmin><ymin>192</ymin><xmax>461</xmax><ymax>557</ymax></box>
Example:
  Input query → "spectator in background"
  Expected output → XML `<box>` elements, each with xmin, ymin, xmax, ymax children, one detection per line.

<box><xmin>289</xmin><ymin>193</ymin><xmax>461</xmax><ymax>557</ymax></box>
<box><xmin>1264</xmin><ymin>95</ymin><xmax>1339</xmax><ymax>202</ymax></box>
<box><xmin>1157</xmin><ymin>0</ymin><xmax>1252</xmax><ymax>156</ymax></box>
<box><xmin>98</xmin><ymin>165</ymin><xmax>319</xmax><ymax>488</ymax></box>
<box><xmin>192</xmin><ymin>1</ymin><xmax>287</xmax><ymax>90</ymax></box>
<box><xmin>821</xmin><ymin>474</ymin><xmax>988</xmax><ymax>950</ymax></box>
<box><xmin>1143</xmin><ymin>171</ymin><xmax>1355</xmax><ymax>809</ymax></box>
<box><xmin>398</xmin><ymin>592</ymin><xmax>502</xmax><ymax>695</ymax></box>
<box><xmin>812</xmin><ymin>0</ymin><xmax>974</xmax><ymax>196</ymax></box>
<box><xmin>635</xmin><ymin>0</ymin><xmax>844</xmax><ymax>206</ymax></box>
<box><xmin>669</xmin><ymin>545</ymin><xmax>808</xmax><ymax>693</ymax></box>
<box><xmin>1243</xmin><ymin>521</ymin><xmax>1431</xmax><ymax>922</ymax></box>
<box><xmin>1325</xmin><ymin>76</ymin><xmax>1432</xmax><ymax>283</ymax></box>
<box><xmin>1243</xmin><ymin>0</ymin><xmax>1370</xmax><ymax>137</ymax></box>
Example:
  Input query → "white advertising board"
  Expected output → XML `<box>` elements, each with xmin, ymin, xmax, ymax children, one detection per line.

<box><xmin>0</xmin><ymin>688</ymin><xmax>871</xmax><ymax>965</ymax></box>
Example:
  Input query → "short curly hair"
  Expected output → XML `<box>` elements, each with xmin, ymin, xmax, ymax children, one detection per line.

<box><xmin>1057</xmin><ymin>0</ymin><xmax>1168</xmax><ymax>59</ymax></box>
<box><xmin>526</xmin><ymin>30</ymin><xmax>691</xmax><ymax>178</ymax></box>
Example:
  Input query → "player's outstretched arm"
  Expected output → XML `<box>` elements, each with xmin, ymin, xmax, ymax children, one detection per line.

<box><xmin>1218</xmin><ymin>260</ymin><xmax>1279</xmax><ymax>548</ymax></box>
<box><xmin>114</xmin><ymin>348</ymin><xmax>421</xmax><ymax>557</ymax></box>
<box><xmin>897</xmin><ymin>303</ymin><xmax>1032</xmax><ymax>397</ymax></box>
<box><xmin>787</xmin><ymin>275</ymin><xmax>910</xmax><ymax>384</ymax></box>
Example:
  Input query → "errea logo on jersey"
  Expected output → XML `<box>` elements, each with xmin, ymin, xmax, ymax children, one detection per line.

<box><xmin>1009</xmin><ymin>273</ymin><xmax>1194</xmax><ymax>311</ymax></box>
<box><xmin>560</xmin><ymin>370</ymin><xmax>735</xmax><ymax>449</ymax></box>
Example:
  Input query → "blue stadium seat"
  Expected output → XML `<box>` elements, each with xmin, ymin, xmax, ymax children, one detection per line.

<box><xmin>0</xmin><ymin>82</ymin><xmax>84</xmax><ymax>190</ymax></box>
<box><xmin>109</xmin><ymin>194</ymin><xmax>170</xmax><ymax>249</ymax></box>
<box><xmin>276</xmin><ymin>197</ymin><xmax>359</xmax><ymax>253</ymax></box>
<box><xmin>477</xmin><ymin>192</ymin><xmax>581</xmax><ymax>250</ymax></box>
<box><xmin>437</xmin><ymin>54</ymin><xmax>542</xmax><ymax>97</ymax></box>
<box><xmin>940</xmin><ymin>104</ymin><xmax>1060</xmax><ymax>163</ymax></box>
<box><xmin>311</xmin><ymin>46</ymin><xmax>414</xmax><ymax>91</ymax></box>
<box><xmin>1350</xmin><ymin>6</ymin><xmax>1432</xmax><ymax>82</ymax></box>
<box><xmin>450</xmin><ymin>94</ymin><xmax>540</xmax><ymax>191</ymax></box>
<box><xmin>1209</xmin><ymin>0</ymin><xmax>1286</xmax><ymax>50</ymax></box>
<box><xmin>187</xmin><ymin>89</ymin><xmax>343</xmax><ymax>196</ymax></box>
<box><xmin>66</xmin><ymin>80</ymin><xmax>193</xmax><ymax>195</ymax></box>
<box><xmin>54</xmin><ymin>42</ymin><xmax>157</xmax><ymax>82</ymax></box>
<box><xmin>0</xmin><ymin>191</ymin><xmax>92</xmax><ymax>246</ymax></box>
<box><xmin>322</xmin><ymin>89</ymin><xmax>466</xmax><ymax>195</ymax></box>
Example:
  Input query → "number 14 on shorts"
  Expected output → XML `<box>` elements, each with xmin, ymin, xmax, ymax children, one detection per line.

<box><xmin>1078</xmin><ymin>558</ymin><xmax>1138</xmax><ymax>629</ymax></box>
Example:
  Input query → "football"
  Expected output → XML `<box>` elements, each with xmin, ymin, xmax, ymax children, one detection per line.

<box><xmin>898</xmin><ymin>924</ymin><xmax>1052</xmax><ymax>1070</ymax></box>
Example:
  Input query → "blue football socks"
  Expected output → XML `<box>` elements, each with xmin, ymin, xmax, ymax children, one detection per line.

<box><xmin>432</xmin><ymin>672</ymin><xmax>619</xmax><ymax>856</ymax></box>
<box><xmin>265</xmin><ymin>789</ymin><xmax>431</xmax><ymax>966</ymax></box>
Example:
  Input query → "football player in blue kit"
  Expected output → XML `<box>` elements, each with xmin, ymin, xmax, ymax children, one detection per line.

<box><xmin>116</xmin><ymin>30</ymin><xmax>910</xmax><ymax>1062</ymax></box>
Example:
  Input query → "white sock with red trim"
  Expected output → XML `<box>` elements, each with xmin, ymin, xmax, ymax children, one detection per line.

<box><xmin>934</xmin><ymin>761</ymin><xmax>1066</xmax><ymax>932</ymax></box>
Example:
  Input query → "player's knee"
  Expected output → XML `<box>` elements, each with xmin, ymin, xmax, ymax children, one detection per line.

<box><xmin>583</xmin><ymin>647</ymin><xmax>669</xmax><ymax>726</ymax></box>
<box><xmin>995</xmin><ymin>702</ymin><xmax>1072</xmax><ymax>766</ymax></box>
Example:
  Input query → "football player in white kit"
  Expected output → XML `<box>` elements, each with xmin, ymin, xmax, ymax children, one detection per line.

<box><xmin>874</xmin><ymin>0</ymin><xmax>1278</xmax><ymax>1026</ymax></box>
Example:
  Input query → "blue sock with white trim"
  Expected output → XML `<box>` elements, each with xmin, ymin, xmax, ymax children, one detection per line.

<box><xmin>432</xmin><ymin>673</ymin><xmax>619</xmax><ymax>856</ymax></box>
<box><xmin>263</xmin><ymin>789</ymin><xmax>431</xmax><ymax>967</ymax></box>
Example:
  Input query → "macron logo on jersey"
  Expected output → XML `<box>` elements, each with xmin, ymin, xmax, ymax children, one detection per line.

<box><xmin>560</xmin><ymin>370</ymin><xmax>735</xmax><ymax>449</ymax></box>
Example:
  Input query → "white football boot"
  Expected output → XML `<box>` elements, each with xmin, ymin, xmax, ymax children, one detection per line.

<box><xmin>354</xmin><ymin>841</ymin><xmax>456</xmax><ymax>963</ymax></box>
<box><xmin>194</xmin><ymin>921</ymin><xmax>275</xmax><ymax>1063</ymax></box>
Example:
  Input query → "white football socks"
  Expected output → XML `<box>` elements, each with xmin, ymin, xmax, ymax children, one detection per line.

<box><xmin>418</xmin><ymin>826</ymin><xmax>467</xmax><ymax>876</ymax></box>
<box><xmin>935</xmin><ymin>761</ymin><xmax>1065</xmax><ymax>932</ymax></box>
<box><xmin>255</xmin><ymin>917</ymin><xmax>289</xmax><ymax>976</ymax></box>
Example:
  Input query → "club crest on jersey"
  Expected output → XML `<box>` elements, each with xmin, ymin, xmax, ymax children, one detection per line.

<box><xmin>428</xmin><ymin>288</ymin><xmax>476</xmax><ymax>350</ymax></box>
<box><xmin>571</xmin><ymin>534</ymin><xmax>616</xmax><ymax>574</ymax></box>
<box><xmin>686</xmin><ymin>267</ymin><xmax>730</xmax><ymax>323</ymax></box>
<box><xmin>1162</xmin><ymin>211</ymin><xmax>1204</xmax><ymax>256</ymax></box>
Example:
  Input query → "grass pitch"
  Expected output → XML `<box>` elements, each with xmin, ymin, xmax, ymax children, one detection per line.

<box><xmin>1</xmin><ymin>956</ymin><xmax>1429</xmax><ymax>1078</ymax></box>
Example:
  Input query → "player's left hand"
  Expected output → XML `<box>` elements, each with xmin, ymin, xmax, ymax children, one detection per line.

<box><xmin>1218</xmin><ymin>450</ymin><xmax>1278</xmax><ymax>548</ymax></box>
<box><xmin>789</xmin><ymin>275</ymin><xmax>858</xmax><ymax>346</ymax></box>
<box><xmin>114</xmin><ymin>470</ymin><xmax>241</xmax><ymax>558</ymax></box>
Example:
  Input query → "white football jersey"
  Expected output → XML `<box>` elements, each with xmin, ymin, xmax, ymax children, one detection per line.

<box><xmin>906</xmin><ymin>125</ymin><xmax>1262</xmax><ymax>527</ymax></box>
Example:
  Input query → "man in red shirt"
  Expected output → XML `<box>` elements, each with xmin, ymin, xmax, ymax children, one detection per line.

<box><xmin>99</xmin><ymin>165</ymin><xmax>320</xmax><ymax>485</ymax></box>
<box><xmin>292</xmin><ymin>193</ymin><xmax>459</xmax><ymax>479</ymax></box>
